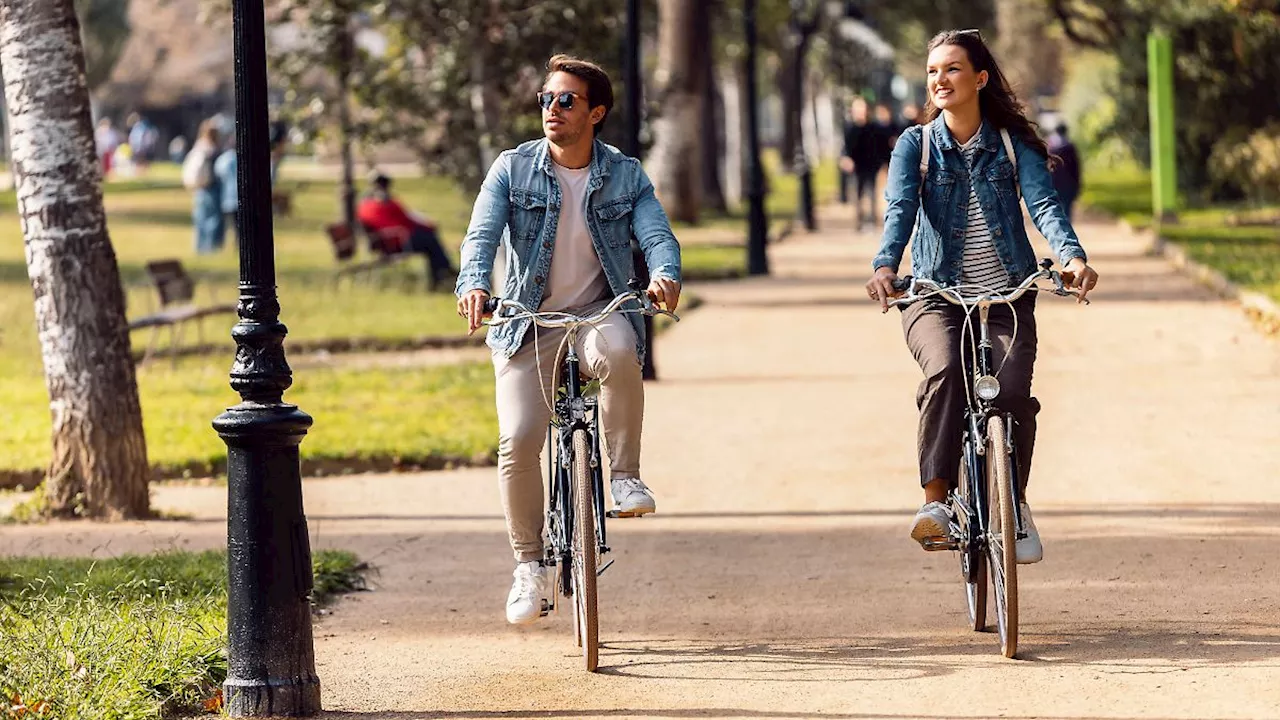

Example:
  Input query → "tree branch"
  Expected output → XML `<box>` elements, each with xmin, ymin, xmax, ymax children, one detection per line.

<box><xmin>1048</xmin><ymin>0</ymin><xmax>1114</xmax><ymax>49</ymax></box>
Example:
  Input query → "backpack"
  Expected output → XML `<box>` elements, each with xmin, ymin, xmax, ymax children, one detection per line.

<box><xmin>182</xmin><ymin>147</ymin><xmax>220</xmax><ymax>190</ymax></box>
<box><xmin>920</xmin><ymin>124</ymin><xmax>1020</xmax><ymax>199</ymax></box>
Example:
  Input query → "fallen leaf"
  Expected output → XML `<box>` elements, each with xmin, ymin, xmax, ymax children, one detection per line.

<box><xmin>203</xmin><ymin>689</ymin><xmax>224</xmax><ymax>712</ymax></box>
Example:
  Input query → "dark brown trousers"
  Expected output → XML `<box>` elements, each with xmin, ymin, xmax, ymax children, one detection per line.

<box><xmin>901</xmin><ymin>294</ymin><xmax>1040</xmax><ymax>490</ymax></box>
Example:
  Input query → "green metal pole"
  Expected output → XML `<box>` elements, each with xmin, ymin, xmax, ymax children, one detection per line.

<box><xmin>1148</xmin><ymin>31</ymin><xmax>1177</xmax><ymax>223</ymax></box>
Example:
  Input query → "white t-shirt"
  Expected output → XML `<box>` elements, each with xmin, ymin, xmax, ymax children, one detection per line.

<box><xmin>541</xmin><ymin>162</ymin><xmax>611</xmax><ymax>312</ymax></box>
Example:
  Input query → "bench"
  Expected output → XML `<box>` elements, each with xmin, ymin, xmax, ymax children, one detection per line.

<box><xmin>326</xmin><ymin>222</ymin><xmax>421</xmax><ymax>289</ymax></box>
<box><xmin>127</xmin><ymin>260</ymin><xmax>237</xmax><ymax>364</ymax></box>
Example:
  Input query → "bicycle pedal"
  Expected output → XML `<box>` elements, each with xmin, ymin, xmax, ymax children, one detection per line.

<box><xmin>922</xmin><ymin>537</ymin><xmax>958</xmax><ymax>552</ymax></box>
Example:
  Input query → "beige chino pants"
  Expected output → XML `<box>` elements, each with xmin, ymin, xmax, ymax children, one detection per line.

<box><xmin>492</xmin><ymin>301</ymin><xmax>643</xmax><ymax>563</ymax></box>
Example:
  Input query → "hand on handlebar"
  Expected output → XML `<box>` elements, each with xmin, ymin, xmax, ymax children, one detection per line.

<box><xmin>1062</xmin><ymin>258</ymin><xmax>1099</xmax><ymax>303</ymax></box>
<box><xmin>646</xmin><ymin>276</ymin><xmax>682</xmax><ymax>312</ymax></box>
<box><xmin>456</xmin><ymin>289</ymin><xmax>491</xmax><ymax>335</ymax></box>
<box><xmin>866</xmin><ymin>267</ymin><xmax>906</xmax><ymax>313</ymax></box>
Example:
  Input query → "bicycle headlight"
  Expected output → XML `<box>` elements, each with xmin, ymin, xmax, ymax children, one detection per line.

<box><xmin>974</xmin><ymin>375</ymin><xmax>1001</xmax><ymax>401</ymax></box>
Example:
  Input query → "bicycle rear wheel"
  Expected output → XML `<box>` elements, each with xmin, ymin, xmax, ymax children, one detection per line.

<box><xmin>571</xmin><ymin>429</ymin><xmax>599</xmax><ymax>671</ymax></box>
<box><xmin>986</xmin><ymin>414</ymin><xmax>1019</xmax><ymax>658</ymax></box>
<box><xmin>956</xmin><ymin>450</ymin><xmax>988</xmax><ymax>632</ymax></box>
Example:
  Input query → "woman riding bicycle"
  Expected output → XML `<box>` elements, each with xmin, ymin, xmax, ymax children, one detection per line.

<box><xmin>865</xmin><ymin>29</ymin><xmax>1100</xmax><ymax>564</ymax></box>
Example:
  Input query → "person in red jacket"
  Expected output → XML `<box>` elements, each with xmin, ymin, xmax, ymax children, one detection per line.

<box><xmin>357</xmin><ymin>172</ymin><xmax>457</xmax><ymax>289</ymax></box>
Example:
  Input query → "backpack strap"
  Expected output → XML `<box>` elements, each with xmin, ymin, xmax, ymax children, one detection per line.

<box><xmin>918</xmin><ymin>124</ymin><xmax>931</xmax><ymax>198</ymax></box>
<box><xmin>999</xmin><ymin>128</ymin><xmax>1021</xmax><ymax>199</ymax></box>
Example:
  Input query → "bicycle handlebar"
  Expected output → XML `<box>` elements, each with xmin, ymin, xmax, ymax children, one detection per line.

<box><xmin>483</xmin><ymin>285</ymin><xmax>679</xmax><ymax>329</ymax></box>
<box><xmin>888</xmin><ymin>266</ymin><xmax>1088</xmax><ymax>309</ymax></box>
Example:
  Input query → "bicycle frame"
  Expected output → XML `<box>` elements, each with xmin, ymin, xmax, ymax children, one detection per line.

<box><xmin>892</xmin><ymin>265</ymin><xmax>1082</xmax><ymax>552</ymax></box>
<box><xmin>545</xmin><ymin>330</ymin><xmax>610</xmax><ymax>598</ymax></box>
<box><xmin>484</xmin><ymin>286</ymin><xmax>678</xmax><ymax>604</ymax></box>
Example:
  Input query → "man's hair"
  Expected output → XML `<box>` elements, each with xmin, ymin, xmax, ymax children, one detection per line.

<box><xmin>545</xmin><ymin>54</ymin><xmax>614</xmax><ymax>136</ymax></box>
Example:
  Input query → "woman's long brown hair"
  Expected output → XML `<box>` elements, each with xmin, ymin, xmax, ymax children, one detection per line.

<box><xmin>923</xmin><ymin>29</ymin><xmax>1057</xmax><ymax>169</ymax></box>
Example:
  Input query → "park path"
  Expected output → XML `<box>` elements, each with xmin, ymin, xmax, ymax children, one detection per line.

<box><xmin>4</xmin><ymin>208</ymin><xmax>1280</xmax><ymax>719</ymax></box>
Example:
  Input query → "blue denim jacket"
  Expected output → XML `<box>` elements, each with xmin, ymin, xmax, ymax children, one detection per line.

<box><xmin>456</xmin><ymin>138</ymin><xmax>682</xmax><ymax>361</ymax></box>
<box><xmin>873</xmin><ymin>117</ymin><xmax>1087</xmax><ymax>285</ymax></box>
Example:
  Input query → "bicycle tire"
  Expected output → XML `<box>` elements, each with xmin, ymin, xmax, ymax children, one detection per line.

<box><xmin>957</xmin><ymin>451</ymin><xmax>988</xmax><ymax>632</ymax></box>
<box><xmin>986</xmin><ymin>414</ymin><xmax>1019</xmax><ymax>658</ymax></box>
<box><xmin>571</xmin><ymin>429</ymin><xmax>599</xmax><ymax>671</ymax></box>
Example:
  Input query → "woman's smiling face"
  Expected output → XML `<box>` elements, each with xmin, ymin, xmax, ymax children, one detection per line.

<box><xmin>927</xmin><ymin>43</ymin><xmax>988</xmax><ymax>112</ymax></box>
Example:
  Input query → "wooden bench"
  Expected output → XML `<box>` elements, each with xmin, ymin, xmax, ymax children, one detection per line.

<box><xmin>326</xmin><ymin>222</ymin><xmax>419</xmax><ymax>288</ymax></box>
<box><xmin>127</xmin><ymin>260</ymin><xmax>237</xmax><ymax>364</ymax></box>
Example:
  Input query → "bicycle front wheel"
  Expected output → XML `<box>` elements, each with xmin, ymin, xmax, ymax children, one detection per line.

<box><xmin>986</xmin><ymin>414</ymin><xmax>1019</xmax><ymax>658</ymax></box>
<box><xmin>957</xmin><ymin>451</ymin><xmax>988</xmax><ymax>632</ymax></box>
<box><xmin>571</xmin><ymin>429</ymin><xmax>599</xmax><ymax>672</ymax></box>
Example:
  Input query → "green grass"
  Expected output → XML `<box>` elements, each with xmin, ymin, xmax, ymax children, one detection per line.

<box><xmin>0</xmin><ymin>549</ymin><xmax>363</xmax><ymax>720</ymax></box>
<box><xmin>0</xmin><ymin>156</ymin><xmax>765</xmax><ymax>481</ymax></box>
<box><xmin>0</xmin><ymin>358</ymin><xmax>497</xmax><ymax>481</ymax></box>
<box><xmin>0</xmin><ymin>153</ymin><xmax>839</xmax><ymax>481</ymax></box>
<box><xmin>1080</xmin><ymin>161</ymin><xmax>1280</xmax><ymax>303</ymax></box>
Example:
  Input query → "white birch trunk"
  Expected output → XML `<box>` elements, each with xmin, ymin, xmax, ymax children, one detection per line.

<box><xmin>0</xmin><ymin>0</ymin><xmax>149</xmax><ymax>519</ymax></box>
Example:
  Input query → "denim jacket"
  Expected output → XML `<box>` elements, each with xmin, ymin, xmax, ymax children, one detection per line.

<box><xmin>872</xmin><ymin>117</ymin><xmax>1087</xmax><ymax>285</ymax></box>
<box><xmin>456</xmin><ymin>138</ymin><xmax>682</xmax><ymax>361</ymax></box>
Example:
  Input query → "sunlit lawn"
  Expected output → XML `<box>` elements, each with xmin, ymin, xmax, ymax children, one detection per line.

<box><xmin>1</xmin><ymin>154</ymin><xmax>830</xmax><ymax>480</ymax></box>
<box><xmin>1080</xmin><ymin>161</ymin><xmax>1280</xmax><ymax>303</ymax></box>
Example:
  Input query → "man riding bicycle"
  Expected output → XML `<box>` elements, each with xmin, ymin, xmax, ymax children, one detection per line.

<box><xmin>455</xmin><ymin>54</ymin><xmax>682</xmax><ymax>625</ymax></box>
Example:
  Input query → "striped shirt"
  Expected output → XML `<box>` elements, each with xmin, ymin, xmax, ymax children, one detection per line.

<box><xmin>958</xmin><ymin>129</ymin><xmax>1008</xmax><ymax>293</ymax></box>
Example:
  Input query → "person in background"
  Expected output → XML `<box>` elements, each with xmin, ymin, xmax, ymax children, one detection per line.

<box><xmin>169</xmin><ymin>135</ymin><xmax>188</xmax><ymax>164</ymax></box>
<box><xmin>127</xmin><ymin>113</ymin><xmax>159</xmax><ymax>172</ymax></box>
<box><xmin>875</xmin><ymin>101</ymin><xmax>898</xmax><ymax>156</ymax></box>
<box><xmin>841</xmin><ymin>98</ymin><xmax>890</xmax><ymax>231</ymax></box>
<box><xmin>899</xmin><ymin>103</ymin><xmax>922</xmax><ymax>134</ymax></box>
<box><xmin>1047</xmin><ymin>122</ymin><xmax>1082</xmax><ymax>219</ymax></box>
<box><xmin>269</xmin><ymin>121</ymin><xmax>289</xmax><ymax>186</ymax></box>
<box><xmin>95</xmin><ymin>118</ymin><xmax>122</xmax><ymax>178</ymax></box>
<box><xmin>214</xmin><ymin>136</ymin><xmax>239</xmax><ymax>248</ymax></box>
<box><xmin>182</xmin><ymin>120</ymin><xmax>226</xmax><ymax>254</ymax></box>
<box><xmin>357</xmin><ymin>171</ymin><xmax>457</xmax><ymax>290</ymax></box>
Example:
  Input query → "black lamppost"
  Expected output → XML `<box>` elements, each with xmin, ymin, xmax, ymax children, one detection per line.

<box><xmin>623</xmin><ymin>0</ymin><xmax>657</xmax><ymax>380</ymax></box>
<box><xmin>744</xmin><ymin>0</ymin><xmax>769</xmax><ymax>276</ymax></box>
<box><xmin>213</xmin><ymin>0</ymin><xmax>321</xmax><ymax>716</ymax></box>
<box><xmin>790</xmin><ymin>0</ymin><xmax>820</xmax><ymax>233</ymax></box>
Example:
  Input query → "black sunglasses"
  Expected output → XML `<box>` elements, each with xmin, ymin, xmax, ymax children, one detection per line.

<box><xmin>538</xmin><ymin>91</ymin><xmax>582</xmax><ymax>110</ymax></box>
<box><xmin>956</xmin><ymin>28</ymin><xmax>984</xmax><ymax>41</ymax></box>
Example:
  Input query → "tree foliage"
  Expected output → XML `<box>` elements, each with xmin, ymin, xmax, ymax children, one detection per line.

<box><xmin>74</xmin><ymin>0</ymin><xmax>131</xmax><ymax>90</ymax></box>
<box><xmin>1051</xmin><ymin>0</ymin><xmax>1280</xmax><ymax>201</ymax></box>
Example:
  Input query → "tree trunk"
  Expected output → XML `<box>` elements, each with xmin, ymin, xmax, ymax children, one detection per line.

<box><xmin>0</xmin><ymin>0</ymin><xmax>149</xmax><ymax>520</ymax></box>
<box><xmin>995</xmin><ymin>0</ymin><xmax>1062</xmax><ymax>106</ymax></box>
<box><xmin>700</xmin><ymin>54</ymin><xmax>727</xmax><ymax>214</ymax></box>
<box><xmin>649</xmin><ymin>0</ymin><xmax>708</xmax><ymax>224</ymax></box>
<box><xmin>337</xmin><ymin>10</ymin><xmax>356</xmax><ymax>229</ymax></box>
<box><xmin>733</xmin><ymin>62</ymin><xmax>751</xmax><ymax>206</ymax></box>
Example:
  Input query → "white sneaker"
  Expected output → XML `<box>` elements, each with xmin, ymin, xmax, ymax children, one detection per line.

<box><xmin>1016</xmin><ymin>502</ymin><xmax>1043</xmax><ymax>564</ymax></box>
<box><xmin>505</xmin><ymin>561</ymin><xmax>549</xmax><ymax>624</ymax></box>
<box><xmin>910</xmin><ymin>501</ymin><xmax>952</xmax><ymax>547</ymax></box>
<box><xmin>610</xmin><ymin>476</ymin><xmax>656</xmax><ymax>517</ymax></box>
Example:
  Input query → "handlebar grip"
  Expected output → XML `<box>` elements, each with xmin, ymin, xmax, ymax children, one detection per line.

<box><xmin>482</xmin><ymin>297</ymin><xmax>501</xmax><ymax>314</ymax></box>
<box><xmin>890</xmin><ymin>276</ymin><xmax>913</xmax><ymax>293</ymax></box>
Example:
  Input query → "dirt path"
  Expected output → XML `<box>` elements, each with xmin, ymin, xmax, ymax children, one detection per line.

<box><xmin>4</xmin><ymin>210</ymin><xmax>1279</xmax><ymax>719</ymax></box>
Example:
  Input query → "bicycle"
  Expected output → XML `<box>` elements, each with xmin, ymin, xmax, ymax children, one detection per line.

<box><xmin>888</xmin><ymin>259</ymin><xmax>1086</xmax><ymax>658</ymax></box>
<box><xmin>483</xmin><ymin>281</ymin><xmax>678</xmax><ymax>672</ymax></box>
